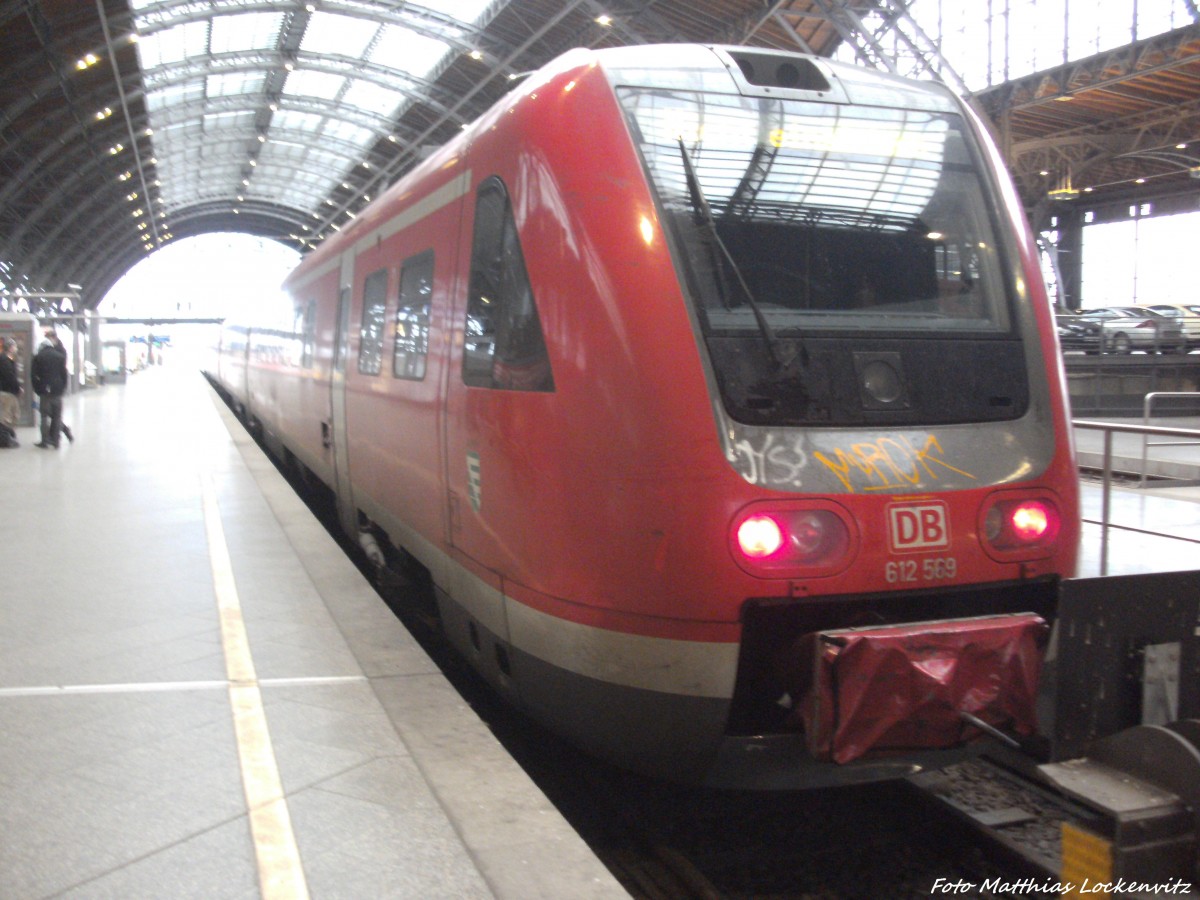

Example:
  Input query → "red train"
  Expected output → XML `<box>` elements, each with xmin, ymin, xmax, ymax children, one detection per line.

<box><xmin>212</xmin><ymin>44</ymin><xmax>1080</xmax><ymax>788</ymax></box>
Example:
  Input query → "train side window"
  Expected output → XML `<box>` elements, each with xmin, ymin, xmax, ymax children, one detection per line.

<box><xmin>294</xmin><ymin>300</ymin><xmax>315</xmax><ymax>369</ymax></box>
<box><xmin>393</xmin><ymin>250</ymin><xmax>433</xmax><ymax>380</ymax></box>
<box><xmin>357</xmin><ymin>268</ymin><xmax>388</xmax><ymax>375</ymax></box>
<box><xmin>462</xmin><ymin>177</ymin><xmax>554</xmax><ymax>392</ymax></box>
<box><xmin>301</xmin><ymin>299</ymin><xmax>316</xmax><ymax>369</ymax></box>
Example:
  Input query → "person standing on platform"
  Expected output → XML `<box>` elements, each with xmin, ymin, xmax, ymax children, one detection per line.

<box><xmin>0</xmin><ymin>338</ymin><xmax>21</xmax><ymax>447</ymax></box>
<box><xmin>31</xmin><ymin>330</ymin><xmax>74</xmax><ymax>449</ymax></box>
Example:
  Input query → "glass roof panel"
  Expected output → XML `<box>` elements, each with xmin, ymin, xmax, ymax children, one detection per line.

<box><xmin>341</xmin><ymin>80</ymin><xmax>407</xmax><ymax>117</ymax></box>
<box><xmin>138</xmin><ymin>20</ymin><xmax>210</xmax><ymax>69</ymax></box>
<box><xmin>300</xmin><ymin>11</ymin><xmax>380</xmax><ymax>57</ymax></box>
<box><xmin>203</xmin><ymin>111</ymin><xmax>255</xmax><ymax>134</ymax></box>
<box><xmin>368</xmin><ymin>27</ymin><xmax>448</xmax><ymax>77</ymax></box>
<box><xmin>283</xmin><ymin>70</ymin><xmax>348</xmax><ymax>102</ymax></box>
<box><xmin>146</xmin><ymin>81</ymin><xmax>205</xmax><ymax>112</ymax></box>
<box><xmin>207</xmin><ymin>72</ymin><xmax>266</xmax><ymax>98</ymax></box>
<box><xmin>273</xmin><ymin>110</ymin><xmax>329</xmax><ymax>134</ymax></box>
<box><xmin>319</xmin><ymin>120</ymin><xmax>377</xmax><ymax>146</ymax></box>
<box><xmin>211</xmin><ymin>12</ymin><xmax>284</xmax><ymax>54</ymax></box>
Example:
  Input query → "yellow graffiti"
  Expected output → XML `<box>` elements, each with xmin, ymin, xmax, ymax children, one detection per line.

<box><xmin>812</xmin><ymin>434</ymin><xmax>976</xmax><ymax>493</ymax></box>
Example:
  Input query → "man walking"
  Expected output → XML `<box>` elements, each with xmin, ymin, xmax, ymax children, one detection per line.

<box><xmin>31</xmin><ymin>329</ymin><xmax>72</xmax><ymax>449</ymax></box>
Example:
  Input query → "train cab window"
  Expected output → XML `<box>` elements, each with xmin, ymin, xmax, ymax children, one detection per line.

<box><xmin>618</xmin><ymin>85</ymin><xmax>1027</xmax><ymax>427</ymax></box>
<box><xmin>357</xmin><ymin>268</ymin><xmax>388</xmax><ymax>375</ymax></box>
<box><xmin>462</xmin><ymin>177</ymin><xmax>554</xmax><ymax>392</ymax></box>
<box><xmin>394</xmin><ymin>250</ymin><xmax>433</xmax><ymax>381</ymax></box>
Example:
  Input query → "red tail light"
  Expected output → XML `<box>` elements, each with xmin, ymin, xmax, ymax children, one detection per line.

<box><xmin>981</xmin><ymin>494</ymin><xmax>1061</xmax><ymax>560</ymax></box>
<box><xmin>731</xmin><ymin>503</ymin><xmax>855</xmax><ymax>576</ymax></box>
<box><xmin>1010</xmin><ymin>502</ymin><xmax>1051</xmax><ymax>541</ymax></box>
<box><xmin>737</xmin><ymin>515</ymin><xmax>785</xmax><ymax>558</ymax></box>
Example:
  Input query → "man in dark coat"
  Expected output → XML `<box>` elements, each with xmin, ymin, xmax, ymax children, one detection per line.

<box><xmin>0</xmin><ymin>337</ymin><xmax>21</xmax><ymax>446</ymax></box>
<box><xmin>30</xmin><ymin>330</ymin><xmax>71</xmax><ymax>449</ymax></box>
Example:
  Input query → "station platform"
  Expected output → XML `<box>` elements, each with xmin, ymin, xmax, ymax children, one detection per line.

<box><xmin>1</xmin><ymin>366</ymin><xmax>1197</xmax><ymax>898</ymax></box>
<box><xmin>0</xmin><ymin>364</ymin><xmax>627</xmax><ymax>899</ymax></box>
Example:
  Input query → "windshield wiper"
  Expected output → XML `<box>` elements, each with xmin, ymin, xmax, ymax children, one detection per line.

<box><xmin>676</xmin><ymin>139</ymin><xmax>801</xmax><ymax>372</ymax></box>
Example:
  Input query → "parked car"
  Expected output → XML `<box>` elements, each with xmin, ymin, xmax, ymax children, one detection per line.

<box><xmin>1145</xmin><ymin>304</ymin><xmax>1200</xmax><ymax>351</ymax></box>
<box><xmin>1054</xmin><ymin>313</ymin><xmax>1102</xmax><ymax>353</ymax></box>
<box><xmin>1075</xmin><ymin>306</ymin><xmax>1187</xmax><ymax>354</ymax></box>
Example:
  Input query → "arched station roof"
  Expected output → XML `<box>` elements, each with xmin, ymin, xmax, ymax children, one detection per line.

<box><xmin>2</xmin><ymin>0</ymin><xmax>1198</xmax><ymax>311</ymax></box>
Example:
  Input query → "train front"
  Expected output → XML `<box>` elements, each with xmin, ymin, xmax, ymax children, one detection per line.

<box><xmin>601</xmin><ymin>46</ymin><xmax>1080</xmax><ymax>788</ymax></box>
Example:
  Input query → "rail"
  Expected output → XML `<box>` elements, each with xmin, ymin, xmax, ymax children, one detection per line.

<box><xmin>1073</xmin><ymin>418</ymin><xmax>1200</xmax><ymax>575</ymax></box>
<box><xmin>1139</xmin><ymin>392</ymin><xmax>1200</xmax><ymax>487</ymax></box>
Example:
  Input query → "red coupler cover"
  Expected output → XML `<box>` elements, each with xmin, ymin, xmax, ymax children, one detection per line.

<box><xmin>798</xmin><ymin>613</ymin><xmax>1047</xmax><ymax>764</ymax></box>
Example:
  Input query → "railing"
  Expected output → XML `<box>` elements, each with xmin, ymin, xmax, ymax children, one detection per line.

<box><xmin>1139</xmin><ymin>392</ymin><xmax>1200</xmax><ymax>487</ymax></box>
<box><xmin>1073</xmin><ymin>418</ymin><xmax>1200</xmax><ymax>575</ymax></box>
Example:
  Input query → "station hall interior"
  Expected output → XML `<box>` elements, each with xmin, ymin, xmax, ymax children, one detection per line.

<box><xmin>3</xmin><ymin>1</ymin><xmax>1200</xmax><ymax>898</ymax></box>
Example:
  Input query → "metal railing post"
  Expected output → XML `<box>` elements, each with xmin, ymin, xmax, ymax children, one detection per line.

<box><xmin>1101</xmin><ymin>429</ymin><xmax>1113</xmax><ymax>576</ymax></box>
<box><xmin>1073</xmin><ymin>418</ymin><xmax>1200</xmax><ymax>578</ymax></box>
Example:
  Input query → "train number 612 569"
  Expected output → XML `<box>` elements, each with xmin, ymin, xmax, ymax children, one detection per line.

<box><xmin>885</xmin><ymin>557</ymin><xmax>958</xmax><ymax>584</ymax></box>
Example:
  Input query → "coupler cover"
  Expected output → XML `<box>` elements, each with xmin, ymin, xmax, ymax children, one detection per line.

<box><xmin>797</xmin><ymin>613</ymin><xmax>1047</xmax><ymax>764</ymax></box>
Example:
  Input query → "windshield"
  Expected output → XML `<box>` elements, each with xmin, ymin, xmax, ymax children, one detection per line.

<box><xmin>623</xmin><ymin>88</ymin><xmax>1011</xmax><ymax>335</ymax></box>
<box><xmin>618</xmin><ymin>84</ymin><xmax>1028</xmax><ymax>427</ymax></box>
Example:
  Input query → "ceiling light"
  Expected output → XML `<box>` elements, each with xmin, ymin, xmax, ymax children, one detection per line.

<box><xmin>468</xmin><ymin>50</ymin><xmax>483</xmax><ymax>61</ymax></box>
<box><xmin>595</xmin><ymin>15</ymin><xmax>613</xmax><ymax>26</ymax></box>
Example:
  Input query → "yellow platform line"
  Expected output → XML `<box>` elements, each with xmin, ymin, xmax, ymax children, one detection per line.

<box><xmin>202</xmin><ymin>474</ymin><xmax>310</xmax><ymax>900</ymax></box>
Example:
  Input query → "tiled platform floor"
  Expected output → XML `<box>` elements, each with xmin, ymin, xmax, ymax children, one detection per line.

<box><xmin>0</xmin><ymin>363</ymin><xmax>626</xmax><ymax>900</ymax></box>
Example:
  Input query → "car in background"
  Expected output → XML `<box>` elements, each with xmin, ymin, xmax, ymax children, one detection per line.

<box><xmin>1075</xmin><ymin>306</ymin><xmax>1187</xmax><ymax>354</ymax></box>
<box><xmin>1145</xmin><ymin>304</ymin><xmax>1200</xmax><ymax>351</ymax></box>
<box><xmin>1054</xmin><ymin>312</ymin><xmax>1102</xmax><ymax>353</ymax></box>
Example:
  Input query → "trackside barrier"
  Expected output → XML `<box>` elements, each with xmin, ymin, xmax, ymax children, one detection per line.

<box><xmin>1139</xmin><ymin>392</ymin><xmax>1200</xmax><ymax>488</ymax></box>
<box><xmin>1072</xmin><ymin>418</ymin><xmax>1200</xmax><ymax>575</ymax></box>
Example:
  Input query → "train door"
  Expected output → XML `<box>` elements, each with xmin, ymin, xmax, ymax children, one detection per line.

<box><xmin>441</xmin><ymin>176</ymin><xmax>556</xmax><ymax>695</ymax></box>
<box><xmin>330</xmin><ymin>251</ymin><xmax>357</xmax><ymax>538</ymax></box>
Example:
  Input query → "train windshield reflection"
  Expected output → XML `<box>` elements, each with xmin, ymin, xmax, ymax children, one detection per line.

<box><xmin>619</xmin><ymin>88</ymin><xmax>1013</xmax><ymax>337</ymax></box>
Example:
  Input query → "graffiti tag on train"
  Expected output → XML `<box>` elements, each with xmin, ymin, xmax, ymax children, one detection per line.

<box><xmin>729</xmin><ymin>432</ymin><xmax>808</xmax><ymax>488</ymax></box>
<box><xmin>812</xmin><ymin>434</ymin><xmax>976</xmax><ymax>493</ymax></box>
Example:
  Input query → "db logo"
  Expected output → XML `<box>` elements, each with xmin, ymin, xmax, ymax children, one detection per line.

<box><xmin>887</xmin><ymin>501</ymin><xmax>950</xmax><ymax>552</ymax></box>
